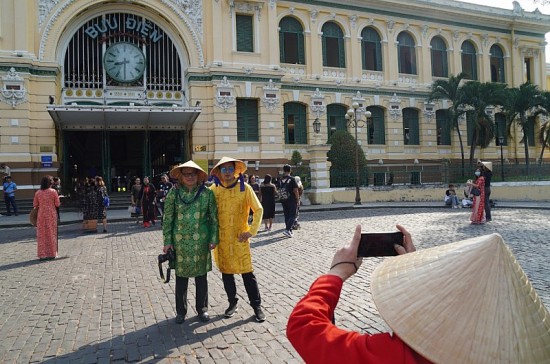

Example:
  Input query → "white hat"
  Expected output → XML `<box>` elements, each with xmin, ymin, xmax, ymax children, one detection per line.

<box><xmin>371</xmin><ymin>233</ymin><xmax>550</xmax><ymax>364</ymax></box>
<box><xmin>481</xmin><ymin>161</ymin><xmax>493</xmax><ymax>171</ymax></box>
<box><xmin>169</xmin><ymin>160</ymin><xmax>208</xmax><ymax>182</ymax></box>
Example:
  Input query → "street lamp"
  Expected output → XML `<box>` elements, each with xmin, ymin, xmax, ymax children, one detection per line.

<box><xmin>499</xmin><ymin>136</ymin><xmax>505</xmax><ymax>181</ymax></box>
<box><xmin>345</xmin><ymin>102</ymin><xmax>372</xmax><ymax>205</ymax></box>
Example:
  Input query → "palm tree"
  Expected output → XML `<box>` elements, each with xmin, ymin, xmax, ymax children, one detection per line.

<box><xmin>502</xmin><ymin>82</ymin><xmax>543</xmax><ymax>174</ymax></box>
<box><xmin>427</xmin><ymin>72</ymin><xmax>467</xmax><ymax>176</ymax></box>
<box><xmin>457</xmin><ymin>81</ymin><xmax>506</xmax><ymax>165</ymax></box>
<box><xmin>534</xmin><ymin>91</ymin><xmax>550</xmax><ymax>165</ymax></box>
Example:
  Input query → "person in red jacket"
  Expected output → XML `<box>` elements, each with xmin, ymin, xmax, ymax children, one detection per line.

<box><xmin>287</xmin><ymin>225</ymin><xmax>550</xmax><ymax>364</ymax></box>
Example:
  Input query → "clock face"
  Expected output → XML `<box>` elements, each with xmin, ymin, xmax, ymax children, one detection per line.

<box><xmin>104</xmin><ymin>43</ymin><xmax>146</xmax><ymax>83</ymax></box>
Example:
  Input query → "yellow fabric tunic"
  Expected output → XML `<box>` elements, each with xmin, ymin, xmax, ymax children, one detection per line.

<box><xmin>210</xmin><ymin>182</ymin><xmax>263</xmax><ymax>274</ymax></box>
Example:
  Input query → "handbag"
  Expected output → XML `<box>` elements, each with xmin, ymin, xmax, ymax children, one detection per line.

<box><xmin>471</xmin><ymin>187</ymin><xmax>481</xmax><ymax>196</ymax></box>
<box><xmin>29</xmin><ymin>207</ymin><xmax>38</xmax><ymax>226</ymax></box>
<box><xmin>103</xmin><ymin>195</ymin><xmax>110</xmax><ymax>207</ymax></box>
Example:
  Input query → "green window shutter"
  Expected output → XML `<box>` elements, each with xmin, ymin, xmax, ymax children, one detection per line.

<box><xmin>436</xmin><ymin>110</ymin><xmax>451</xmax><ymax>145</ymax></box>
<box><xmin>237</xmin><ymin>15</ymin><xmax>253</xmax><ymax>52</ymax></box>
<box><xmin>495</xmin><ymin>113</ymin><xmax>507</xmax><ymax>146</ymax></box>
<box><xmin>403</xmin><ymin>108</ymin><xmax>419</xmax><ymax>145</ymax></box>
<box><xmin>327</xmin><ymin>104</ymin><xmax>347</xmax><ymax>137</ymax></box>
<box><xmin>237</xmin><ymin>99</ymin><xmax>258</xmax><ymax>141</ymax></box>
<box><xmin>284</xmin><ymin>103</ymin><xmax>307</xmax><ymax>144</ymax></box>
<box><xmin>297</xmin><ymin>32</ymin><xmax>305</xmax><ymax>64</ymax></box>
<box><xmin>322</xmin><ymin>22</ymin><xmax>345</xmax><ymax>68</ymax></box>
<box><xmin>279</xmin><ymin>29</ymin><xmax>285</xmax><ymax>62</ymax></box>
<box><xmin>367</xmin><ymin>106</ymin><xmax>385</xmax><ymax>145</ymax></box>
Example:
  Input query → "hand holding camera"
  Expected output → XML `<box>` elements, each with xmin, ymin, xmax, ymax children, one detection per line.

<box><xmin>158</xmin><ymin>247</ymin><xmax>176</xmax><ymax>283</ymax></box>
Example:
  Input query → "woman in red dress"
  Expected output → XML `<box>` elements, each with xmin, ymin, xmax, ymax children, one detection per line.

<box><xmin>467</xmin><ymin>168</ymin><xmax>485</xmax><ymax>224</ymax></box>
<box><xmin>33</xmin><ymin>176</ymin><xmax>61</xmax><ymax>260</ymax></box>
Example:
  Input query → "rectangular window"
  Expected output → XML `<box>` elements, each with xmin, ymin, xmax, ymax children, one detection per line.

<box><xmin>236</xmin><ymin>15</ymin><xmax>254</xmax><ymax>52</ymax></box>
<box><xmin>237</xmin><ymin>99</ymin><xmax>259</xmax><ymax>141</ymax></box>
<box><xmin>436</xmin><ymin>110</ymin><xmax>451</xmax><ymax>145</ymax></box>
<box><xmin>524</xmin><ymin>58</ymin><xmax>532</xmax><ymax>83</ymax></box>
<box><xmin>461</xmin><ymin>53</ymin><xmax>477</xmax><ymax>80</ymax></box>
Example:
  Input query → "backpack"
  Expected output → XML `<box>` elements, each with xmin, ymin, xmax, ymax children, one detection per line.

<box><xmin>102</xmin><ymin>191</ymin><xmax>110</xmax><ymax>207</ymax></box>
<box><xmin>278</xmin><ymin>177</ymin><xmax>293</xmax><ymax>202</ymax></box>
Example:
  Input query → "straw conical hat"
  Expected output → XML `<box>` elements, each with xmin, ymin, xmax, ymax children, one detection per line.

<box><xmin>371</xmin><ymin>233</ymin><xmax>550</xmax><ymax>364</ymax></box>
<box><xmin>169</xmin><ymin>160</ymin><xmax>208</xmax><ymax>182</ymax></box>
<box><xmin>481</xmin><ymin>161</ymin><xmax>493</xmax><ymax>171</ymax></box>
<box><xmin>210</xmin><ymin>156</ymin><xmax>247</xmax><ymax>178</ymax></box>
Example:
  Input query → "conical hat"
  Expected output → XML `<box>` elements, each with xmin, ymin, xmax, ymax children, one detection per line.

<box><xmin>169</xmin><ymin>160</ymin><xmax>208</xmax><ymax>182</ymax></box>
<box><xmin>371</xmin><ymin>233</ymin><xmax>550</xmax><ymax>364</ymax></box>
<box><xmin>481</xmin><ymin>161</ymin><xmax>493</xmax><ymax>171</ymax></box>
<box><xmin>210</xmin><ymin>156</ymin><xmax>247</xmax><ymax>178</ymax></box>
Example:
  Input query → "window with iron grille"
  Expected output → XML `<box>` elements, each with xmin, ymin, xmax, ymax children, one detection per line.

<box><xmin>403</xmin><ymin>108</ymin><xmax>420</xmax><ymax>145</ymax></box>
<box><xmin>284</xmin><ymin>102</ymin><xmax>307</xmax><ymax>144</ymax></box>
<box><xmin>236</xmin><ymin>14</ymin><xmax>254</xmax><ymax>52</ymax></box>
<box><xmin>322</xmin><ymin>22</ymin><xmax>345</xmax><ymax>68</ymax></box>
<box><xmin>490</xmin><ymin>44</ymin><xmax>506</xmax><ymax>83</ymax></box>
<box><xmin>436</xmin><ymin>109</ymin><xmax>451</xmax><ymax>145</ymax></box>
<box><xmin>279</xmin><ymin>17</ymin><xmax>305</xmax><ymax>64</ymax></box>
<box><xmin>366</xmin><ymin>106</ymin><xmax>385</xmax><ymax>145</ymax></box>
<box><xmin>461</xmin><ymin>40</ymin><xmax>478</xmax><ymax>80</ymax></box>
<box><xmin>361</xmin><ymin>27</ymin><xmax>382</xmax><ymax>71</ymax></box>
<box><xmin>327</xmin><ymin>104</ymin><xmax>347</xmax><ymax>138</ymax></box>
<box><xmin>237</xmin><ymin>99</ymin><xmax>259</xmax><ymax>142</ymax></box>
<box><xmin>431</xmin><ymin>36</ymin><xmax>448</xmax><ymax>78</ymax></box>
<box><xmin>397</xmin><ymin>32</ymin><xmax>417</xmax><ymax>75</ymax></box>
<box><xmin>63</xmin><ymin>13</ymin><xmax>182</xmax><ymax>92</ymax></box>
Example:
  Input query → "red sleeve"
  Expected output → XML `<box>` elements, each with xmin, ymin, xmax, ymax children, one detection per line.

<box><xmin>287</xmin><ymin>275</ymin><xmax>432</xmax><ymax>364</ymax></box>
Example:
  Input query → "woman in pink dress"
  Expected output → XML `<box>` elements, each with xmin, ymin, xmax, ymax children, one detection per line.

<box><xmin>33</xmin><ymin>176</ymin><xmax>61</xmax><ymax>260</ymax></box>
<box><xmin>467</xmin><ymin>168</ymin><xmax>485</xmax><ymax>225</ymax></box>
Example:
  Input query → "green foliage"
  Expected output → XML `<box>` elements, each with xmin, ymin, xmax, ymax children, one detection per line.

<box><xmin>327</xmin><ymin>130</ymin><xmax>366</xmax><ymax>169</ymax></box>
<box><xmin>327</xmin><ymin>130</ymin><xmax>367</xmax><ymax>187</ymax></box>
<box><xmin>290</xmin><ymin>150</ymin><xmax>303</xmax><ymax>167</ymax></box>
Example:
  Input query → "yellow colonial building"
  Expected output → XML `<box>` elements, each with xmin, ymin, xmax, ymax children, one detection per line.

<box><xmin>1</xmin><ymin>0</ymin><xmax>549</xmax><ymax>198</ymax></box>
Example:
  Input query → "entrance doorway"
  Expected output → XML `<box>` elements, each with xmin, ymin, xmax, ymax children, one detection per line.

<box><xmin>63</xmin><ymin>130</ymin><xmax>186</xmax><ymax>193</ymax></box>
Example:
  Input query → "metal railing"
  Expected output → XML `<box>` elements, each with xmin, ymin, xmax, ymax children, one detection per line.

<box><xmin>329</xmin><ymin>162</ymin><xmax>550</xmax><ymax>188</ymax></box>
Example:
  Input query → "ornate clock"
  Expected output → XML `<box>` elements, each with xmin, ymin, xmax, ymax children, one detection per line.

<box><xmin>104</xmin><ymin>42</ymin><xmax>146</xmax><ymax>83</ymax></box>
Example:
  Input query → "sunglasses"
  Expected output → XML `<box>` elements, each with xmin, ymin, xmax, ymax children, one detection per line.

<box><xmin>220</xmin><ymin>166</ymin><xmax>235</xmax><ymax>174</ymax></box>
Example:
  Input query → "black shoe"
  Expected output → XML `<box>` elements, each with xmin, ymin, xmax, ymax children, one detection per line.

<box><xmin>175</xmin><ymin>314</ymin><xmax>185</xmax><ymax>324</ymax></box>
<box><xmin>198</xmin><ymin>312</ymin><xmax>210</xmax><ymax>322</ymax></box>
<box><xmin>254</xmin><ymin>306</ymin><xmax>266</xmax><ymax>322</ymax></box>
<box><xmin>224</xmin><ymin>303</ymin><xmax>238</xmax><ymax>318</ymax></box>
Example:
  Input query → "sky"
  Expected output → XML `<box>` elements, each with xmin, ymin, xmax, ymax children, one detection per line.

<box><xmin>457</xmin><ymin>0</ymin><xmax>550</xmax><ymax>62</ymax></box>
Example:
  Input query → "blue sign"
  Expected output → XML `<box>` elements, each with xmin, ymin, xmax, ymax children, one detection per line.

<box><xmin>41</xmin><ymin>155</ymin><xmax>53</xmax><ymax>168</ymax></box>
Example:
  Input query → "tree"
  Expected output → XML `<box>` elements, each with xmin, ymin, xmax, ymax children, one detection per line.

<box><xmin>428</xmin><ymin>72</ymin><xmax>468</xmax><ymax>176</ymax></box>
<box><xmin>534</xmin><ymin>91</ymin><xmax>550</xmax><ymax>165</ymax></box>
<box><xmin>502</xmin><ymin>82</ymin><xmax>543</xmax><ymax>174</ymax></box>
<box><xmin>457</xmin><ymin>81</ymin><xmax>506</xmax><ymax>165</ymax></box>
<box><xmin>290</xmin><ymin>150</ymin><xmax>303</xmax><ymax>167</ymax></box>
<box><xmin>327</xmin><ymin>130</ymin><xmax>366</xmax><ymax>187</ymax></box>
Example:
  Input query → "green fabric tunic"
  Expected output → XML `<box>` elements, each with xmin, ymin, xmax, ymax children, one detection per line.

<box><xmin>162</xmin><ymin>185</ymin><xmax>219</xmax><ymax>278</ymax></box>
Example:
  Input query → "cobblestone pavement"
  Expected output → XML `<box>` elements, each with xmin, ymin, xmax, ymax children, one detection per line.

<box><xmin>1</xmin><ymin>208</ymin><xmax>549</xmax><ymax>363</ymax></box>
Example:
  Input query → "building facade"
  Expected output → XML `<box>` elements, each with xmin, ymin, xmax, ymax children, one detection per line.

<box><xmin>1</xmin><ymin>0</ymin><xmax>549</xmax><ymax>198</ymax></box>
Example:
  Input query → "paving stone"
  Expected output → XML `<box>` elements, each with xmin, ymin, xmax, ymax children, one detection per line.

<box><xmin>0</xmin><ymin>208</ymin><xmax>549</xmax><ymax>362</ymax></box>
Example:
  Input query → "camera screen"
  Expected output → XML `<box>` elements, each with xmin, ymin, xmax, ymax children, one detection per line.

<box><xmin>357</xmin><ymin>232</ymin><xmax>404</xmax><ymax>257</ymax></box>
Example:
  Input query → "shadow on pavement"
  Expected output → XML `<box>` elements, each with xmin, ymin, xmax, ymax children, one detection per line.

<box><xmin>40</xmin><ymin>316</ymin><xmax>257</xmax><ymax>363</ymax></box>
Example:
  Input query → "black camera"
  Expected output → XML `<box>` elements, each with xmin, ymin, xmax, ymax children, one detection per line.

<box><xmin>158</xmin><ymin>248</ymin><xmax>175</xmax><ymax>283</ymax></box>
<box><xmin>158</xmin><ymin>248</ymin><xmax>175</xmax><ymax>264</ymax></box>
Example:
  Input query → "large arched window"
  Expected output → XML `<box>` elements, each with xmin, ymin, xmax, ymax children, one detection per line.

<box><xmin>63</xmin><ymin>13</ymin><xmax>182</xmax><ymax>94</ymax></box>
<box><xmin>279</xmin><ymin>17</ymin><xmax>305</xmax><ymax>65</ymax></box>
<box><xmin>402</xmin><ymin>108</ymin><xmax>420</xmax><ymax>145</ymax></box>
<box><xmin>322</xmin><ymin>22</ymin><xmax>345</xmax><ymax>68</ymax></box>
<box><xmin>430</xmin><ymin>36</ymin><xmax>448</xmax><ymax>77</ymax></box>
<box><xmin>283</xmin><ymin>102</ymin><xmax>307</xmax><ymax>144</ymax></box>
<box><xmin>490</xmin><ymin>44</ymin><xmax>506</xmax><ymax>83</ymax></box>
<box><xmin>361</xmin><ymin>27</ymin><xmax>382</xmax><ymax>71</ymax></box>
<box><xmin>366</xmin><ymin>106</ymin><xmax>385</xmax><ymax>144</ymax></box>
<box><xmin>397</xmin><ymin>32</ymin><xmax>417</xmax><ymax>74</ymax></box>
<box><xmin>461</xmin><ymin>40</ymin><xmax>478</xmax><ymax>80</ymax></box>
<box><xmin>436</xmin><ymin>109</ymin><xmax>451</xmax><ymax>145</ymax></box>
<box><xmin>326</xmin><ymin>104</ymin><xmax>347</xmax><ymax>137</ymax></box>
